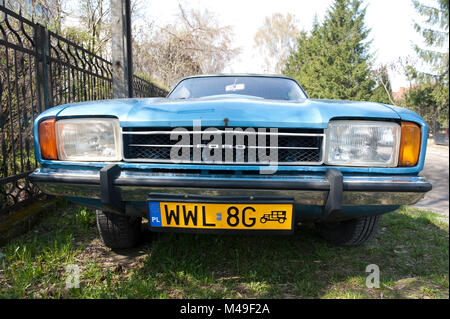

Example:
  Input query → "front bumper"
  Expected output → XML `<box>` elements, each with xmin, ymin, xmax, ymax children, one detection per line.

<box><xmin>29</xmin><ymin>165</ymin><xmax>432</xmax><ymax>221</ymax></box>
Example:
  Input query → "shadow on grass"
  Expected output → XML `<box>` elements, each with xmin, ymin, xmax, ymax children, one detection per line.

<box><xmin>1</xmin><ymin>204</ymin><xmax>448</xmax><ymax>299</ymax></box>
<box><xmin>111</xmin><ymin>207</ymin><xmax>449</xmax><ymax>299</ymax></box>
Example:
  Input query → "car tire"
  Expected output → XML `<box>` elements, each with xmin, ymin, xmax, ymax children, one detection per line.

<box><xmin>96</xmin><ymin>210</ymin><xmax>142</xmax><ymax>249</ymax></box>
<box><xmin>315</xmin><ymin>215</ymin><xmax>381</xmax><ymax>246</ymax></box>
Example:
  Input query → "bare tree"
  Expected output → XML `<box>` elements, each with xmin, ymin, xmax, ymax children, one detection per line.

<box><xmin>133</xmin><ymin>4</ymin><xmax>240</xmax><ymax>88</ymax></box>
<box><xmin>372</xmin><ymin>64</ymin><xmax>396</xmax><ymax>105</ymax></box>
<box><xmin>254</xmin><ymin>13</ymin><xmax>299</xmax><ymax>73</ymax></box>
<box><xmin>37</xmin><ymin>0</ymin><xmax>67</xmax><ymax>30</ymax></box>
<box><xmin>62</xmin><ymin>0</ymin><xmax>111</xmax><ymax>57</ymax></box>
<box><xmin>4</xmin><ymin>0</ymin><xmax>67</xmax><ymax>29</ymax></box>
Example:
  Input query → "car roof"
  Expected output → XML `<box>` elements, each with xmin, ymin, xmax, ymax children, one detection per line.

<box><xmin>178</xmin><ymin>73</ymin><xmax>297</xmax><ymax>81</ymax></box>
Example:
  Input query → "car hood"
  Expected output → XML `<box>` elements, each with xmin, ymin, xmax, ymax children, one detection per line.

<box><xmin>51</xmin><ymin>96</ymin><xmax>422</xmax><ymax>129</ymax></box>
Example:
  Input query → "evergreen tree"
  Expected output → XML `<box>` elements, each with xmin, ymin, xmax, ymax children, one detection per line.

<box><xmin>411</xmin><ymin>0</ymin><xmax>449</xmax><ymax>127</ymax></box>
<box><xmin>283</xmin><ymin>0</ymin><xmax>375</xmax><ymax>101</ymax></box>
<box><xmin>284</xmin><ymin>18</ymin><xmax>323</xmax><ymax>97</ymax></box>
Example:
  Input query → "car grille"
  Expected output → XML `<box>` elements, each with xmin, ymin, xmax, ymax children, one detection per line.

<box><xmin>122</xmin><ymin>128</ymin><xmax>324</xmax><ymax>165</ymax></box>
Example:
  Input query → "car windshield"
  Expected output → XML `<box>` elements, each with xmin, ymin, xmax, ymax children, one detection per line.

<box><xmin>168</xmin><ymin>76</ymin><xmax>307</xmax><ymax>100</ymax></box>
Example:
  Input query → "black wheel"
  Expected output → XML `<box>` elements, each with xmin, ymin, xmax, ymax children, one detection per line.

<box><xmin>315</xmin><ymin>215</ymin><xmax>382</xmax><ymax>246</ymax></box>
<box><xmin>260</xmin><ymin>217</ymin><xmax>267</xmax><ymax>223</ymax></box>
<box><xmin>96</xmin><ymin>210</ymin><xmax>142</xmax><ymax>249</ymax></box>
<box><xmin>278</xmin><ymin>218</ymin><xmax>286</xmax><ymax>224</ymax></box>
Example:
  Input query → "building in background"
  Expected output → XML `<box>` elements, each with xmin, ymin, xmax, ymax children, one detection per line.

<box><xmin>393</xmin><ymin>87</ymin><xmax>408</xmax><ymax>102</ymax></box>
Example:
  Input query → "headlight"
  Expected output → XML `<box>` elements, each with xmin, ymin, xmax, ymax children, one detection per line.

<box><xmin>325</xmin><ymin>120</ymin><xmax>401</xmax><ymax>167</ymax></box>
<box><xmin>55</xmin><ymin>118</ymin><xmax>122</xmax><ymax>161</ymax></box>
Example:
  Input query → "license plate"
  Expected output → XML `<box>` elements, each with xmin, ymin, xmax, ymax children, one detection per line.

<box><xmin>148</xmin><ymin>196</ymin><xmax>294</xmax><ymax>234</ymax></box>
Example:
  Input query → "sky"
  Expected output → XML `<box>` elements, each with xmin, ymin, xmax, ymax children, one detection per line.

<box><xmin>141</xmin><ymin>0</ymin><xmax>428</xmax><ymax>92</ymax></box>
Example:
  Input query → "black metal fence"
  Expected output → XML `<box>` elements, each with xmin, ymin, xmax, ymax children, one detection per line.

<box><xmin>0</xmin><ymin>3</ymin><xmax>168</xmax><ymax>216</ymax></box>
<box><xmin>133</xmin><ymin>75</ymin><xmax>168</xmax><ymax>98</ymax></box>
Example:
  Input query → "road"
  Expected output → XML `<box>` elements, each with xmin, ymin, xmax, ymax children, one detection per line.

<box><xmin>414</xmin><ymin>143</ymin><xmax>449</xmax><ymax>218</ymax></box>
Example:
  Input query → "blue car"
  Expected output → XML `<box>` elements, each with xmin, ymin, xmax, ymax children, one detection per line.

<box><xmin>30</xmin><ymin>74</ymin><xmax>432</xmax><ymax>248</ymax></box>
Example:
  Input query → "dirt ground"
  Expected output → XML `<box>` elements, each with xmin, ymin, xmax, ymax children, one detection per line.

<box><xmin>414</xmin><ymin>143</ymin><xmax>449</xmax><ymax>220</ymax></box>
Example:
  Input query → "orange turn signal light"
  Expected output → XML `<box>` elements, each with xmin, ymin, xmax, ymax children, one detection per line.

<box><xmin>398</xmin><ymin>121</ymin><xmax>421</xmax><ymax>167</ymax></box>
<box><xmin>38</xmin><ymin>118</ymin><xmax>58</xmax><ymax>160</ymax></box>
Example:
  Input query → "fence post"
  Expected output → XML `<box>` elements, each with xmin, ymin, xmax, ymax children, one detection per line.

<box><xmin>34</xmin><ymin>24</ymin><xmax>53</xmax><ymax>111</ymax></box>
<box><xmin>111</xmin><ymin>0</ymin><xmax>133</xmax><ymax>98</ymax></box>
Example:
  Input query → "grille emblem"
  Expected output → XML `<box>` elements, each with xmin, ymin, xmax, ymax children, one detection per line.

<box><xmin>195</xmin><ymin>144</ymin><xmax>246</xmax><ymax>149</ymax></box>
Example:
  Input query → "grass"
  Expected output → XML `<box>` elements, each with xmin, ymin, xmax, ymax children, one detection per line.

<box><xmin>0</xmin><ymin>201</ymin><xmax>448</xmax><ymax>299</ymax></box>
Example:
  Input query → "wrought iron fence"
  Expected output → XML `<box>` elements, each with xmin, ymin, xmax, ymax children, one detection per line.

<box><xmin>133</xmin><ymin>75</ymin><xmax>168</xmax><ymax>98</ymax></box>
<box><xmin>0</xmin><ymin>3</ymin><xmax>168</xmax><ymax>216</ymax></box>
<box><xmin>47</xmin><ymin>30</ymin><xmax>114</xmax><ymax>107</ymax></box>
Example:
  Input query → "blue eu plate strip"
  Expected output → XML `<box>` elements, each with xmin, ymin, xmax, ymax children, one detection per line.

<box><xmin>149</xmin><ymin>202</ymin><xmax>162</xmax><ymax>227</ymax></box>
